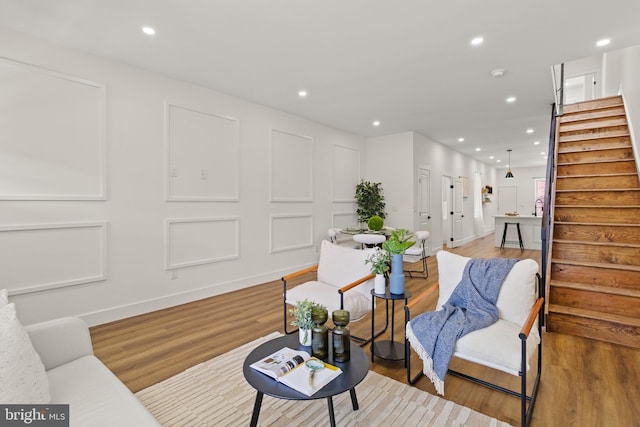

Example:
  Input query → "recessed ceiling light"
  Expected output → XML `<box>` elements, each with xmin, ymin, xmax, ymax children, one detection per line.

<box><xmin>372</xmin><ymin>121</ymin><xmax>381</xmax><ymax>127</ymax></box>
<box><xmin>489</xmin><ymin>156</ymin><xmax>495</xmax><ymax>160</ymax></box>
<box><xmin>490</xmin><ymin>69</ymin><xmax>506</xmax><ymax>78</ymax></box>
<box><xmin>496</xmin><ymin>159</ymin><xmax>501</xmax><ymax>163</ymax></box>
<box><xmin>506</xmin><ymin>96</ymin><xmax>517</xmax><ymax>103</ymax></box>
<box><xmin>534</xmin><ymin>141</ymin><xmax>540</xmax><ymax>145</ymax></box>
<box><xmin>596</xmin><ymin>38</ymin><xmax>611</xmax><ymax>47</ymax></box>
<box><xmin>544</xmin><ymin>156</ymin><xmax>548</xmax><ymax>159</ymax></box>
<box><xmin>142</xmin><ymin>26</ymin><xmax>156</xmax><ymax>36</ymax></box>
<box><xmin>526</xmin><ymin>128</ymin><xmax>534</xmax><ymax>134</ymax></box>
<box><xmin>475</xmin><ymin>147</ymin><xmax>481</xmax><ymax>152</ymax></box>
<box><xmin>298</xmin><ymin>90</ymin><xmax>308</xmax><ymax>98</ymax></box>
<box><xmin>471</xmin><ymin>36</ymin><xmax>484</xmax><ymax>46</ymax></box>
<box><xmin>458</xmin><ymin>137</ymin><xmax>465</xmax><ymax>142</ymax></box>
<box><xmin>540</xmin><ymin>152</ymin><xmax>546</xmax><ymax>155</ymax></box>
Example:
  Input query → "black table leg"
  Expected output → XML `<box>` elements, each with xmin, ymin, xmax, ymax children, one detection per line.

<box><xmin>349</xmin><ymin>388</ymin><xmax>359</xmax><ymax>410</ymax></box>
<box><xmin>327</xmin><ymin>396</ymin><xmax>336</xmax><ymax>427</ymax></box>
<box><xmin>250</xmin><ymin>391</ymin><xmax>263</xmax><ymax>427</ymax></box>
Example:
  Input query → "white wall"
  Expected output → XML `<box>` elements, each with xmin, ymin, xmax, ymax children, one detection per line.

<box><xmin>364</xmin><ymin>132</ymin><xmax>414</xmax><ymax>228</ymax></box>
<box><xmin>365</xmin><ymin>132</ymin><xmax>499</xmax><ymax>255</ymax></box>
<box><xmin>495</xmin><ymin>166</ymin><xmax>547</xmax><ymax>216</ymax></box>
<box><xmin>0</xmin><ymin>28</ymin><xmax>367</xmax><ymax>326</ymax></box>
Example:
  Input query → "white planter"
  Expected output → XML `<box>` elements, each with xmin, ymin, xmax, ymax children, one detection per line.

<box><xmin>299</xmin><ymin>328</ymin><xmax>312</xmax><ymax>346</ymax></box>
<box><xmin>374</xmin><ymin>274</ymin><xmax>386</xmax><ymax>294</ymax></box>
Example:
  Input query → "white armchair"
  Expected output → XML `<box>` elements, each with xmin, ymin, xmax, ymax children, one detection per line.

<box><xmin>281</xmin><ymin>240</ymin><xmax>378</xmax><ymax>342</ymax></box>
<box><xmin>404</xmin><ymin>251</ymin><xmax>543</xmax><ymax>427</ymax></box>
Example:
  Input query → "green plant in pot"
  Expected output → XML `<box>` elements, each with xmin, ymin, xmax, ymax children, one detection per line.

<box><xmin>355</xmin><ymin>180</ymin><xmax>386</xmax><ymax>226</ymax></box>
<box><xmin>365</xmin><ymin>247</ymin><xmax>390</xmax><ymax>294</ymax></box>
<box><xmin>290</xmin><ymin>299</ymin><xmax>325</xmax><ymax>346</ymax></box>
<box><xmin>382</xmin><ymin>229</ymin><xmax>415</xmax><ymax>294</ymax></box>
<box><xmin>367</xmin><ymin>215</ymin><xmax>384</xmax><ymax>232</ymax></box>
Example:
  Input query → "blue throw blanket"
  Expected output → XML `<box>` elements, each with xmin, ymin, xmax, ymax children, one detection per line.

<box><xmin>406</xmin><ymin>257</ymin><xmax>518</xmax><ymax>395</ymax></box>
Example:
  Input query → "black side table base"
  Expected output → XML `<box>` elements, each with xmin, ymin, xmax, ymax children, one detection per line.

<box><xmin>250</xmin><ymin>391</ymin><xmax>263</xmax><ymax>427</ymax></box>
<box><xmin>372</xmin><ymin>340</ymin><xmax>405</xmax><ymax>361</ymax></box>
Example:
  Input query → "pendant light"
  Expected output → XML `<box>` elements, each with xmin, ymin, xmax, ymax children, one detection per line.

<box><xmin>505</xmin><ymin>149</ymin><xmax>515</xmax><ymax>179</ymax></box>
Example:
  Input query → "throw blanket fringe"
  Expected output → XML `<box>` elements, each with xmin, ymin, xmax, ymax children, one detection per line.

<box><xmin>406</xmin><ymin>321</ymin><xmax>445</xmax><ymax>395</ymax></box>
<box><xmin>407</xmin><ymin>257</ymin><xmax>518</xmax><ymax>395</ymax></box>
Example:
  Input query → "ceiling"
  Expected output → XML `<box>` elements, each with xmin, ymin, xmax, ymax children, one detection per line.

<box><xmin>1</xmin><ymin>0</ymin><xmax>640</xmax><ymax>169</ymax></box>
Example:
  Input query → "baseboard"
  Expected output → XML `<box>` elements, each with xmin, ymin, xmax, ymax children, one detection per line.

<box><xmin>79</xmin><ymin>264</ymin><xmax>314</xmax><ymax>327</ymax></box>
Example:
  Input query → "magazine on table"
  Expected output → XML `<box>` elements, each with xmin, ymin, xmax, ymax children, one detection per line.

<box><xmin>250</xmin><ymin>347</ymin><xmax>342</xmax><ymax>396</ymax></box>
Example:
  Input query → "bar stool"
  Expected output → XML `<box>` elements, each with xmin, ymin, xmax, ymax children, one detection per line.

<box><xmin>500</xmin><ymin>222</ymin><xmax>524</xmax><ymax>251</ymax></box>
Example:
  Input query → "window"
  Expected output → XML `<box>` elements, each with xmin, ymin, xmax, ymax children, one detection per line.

<box><xmin>534</xmin><ymin>178</ymin><xmax>546</xmax><ymax>216</ymax></box>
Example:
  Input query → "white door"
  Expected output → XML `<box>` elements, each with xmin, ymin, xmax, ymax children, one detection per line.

<box><xmin>452</xmin><ymin>177</ymin><xmax>464</xmax><ymax>248</ymax></box>
<box><xmin>417</xmin><ymin>168</ymin><xmax>431</xmax><ymax>229</ymax></box>
<box><xmin>565</xmin><ymin>73</ymin><xmax>596</xmax><ymax>104</ymax></box>
<box><xmin>442</xmin><ymin>175</ymin><xmax>453</xmax><ymax>248</ymax></box>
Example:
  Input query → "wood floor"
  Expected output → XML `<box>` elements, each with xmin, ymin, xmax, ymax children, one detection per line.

<box><xmin>90</xmin><ymin>235</ymin><xmax>640</xmax><ymax>427</ymax></box>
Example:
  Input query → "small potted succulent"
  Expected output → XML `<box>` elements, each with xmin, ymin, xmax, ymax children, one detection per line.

<box><xmin>289</xmin><ymin>299</ymin><xmax>325</xmax><ymax>346</ymax></box>
<box><xmin>365</xmin><ymin>247</ymin><xmax>390</xmax><ymax>294</ymax></box>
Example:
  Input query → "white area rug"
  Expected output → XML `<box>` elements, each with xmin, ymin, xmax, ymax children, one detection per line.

<box><xmin>136</xmin><ymin>332</ymin><xmax>512</xmax><ymax>426</ymax></box>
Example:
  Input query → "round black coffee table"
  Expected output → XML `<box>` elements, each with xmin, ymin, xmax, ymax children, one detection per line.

<box><xmin>243</xmin><ymin>333</ymin><xmax>369</xmax><ymax>427</ymax></box>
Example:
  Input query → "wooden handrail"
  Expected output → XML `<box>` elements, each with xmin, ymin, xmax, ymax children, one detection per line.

<box><xmin>338</xmin><ymin>273</ymin><xmax>375</xmax><ymax>294</ymax></box>
<box><xmin>281</xmin><ymin>264</ymin><xmax>318</xmax><ymax>282</ymax></box>
<box><xmin>519</xmin><ymin>297</ymin><xmax>545</xmax><ymax>339</ymax></box>
<box><xmin>405</xmin><ymin>282</ymin><xmax>439</xmax><ymax>312</ymax></box>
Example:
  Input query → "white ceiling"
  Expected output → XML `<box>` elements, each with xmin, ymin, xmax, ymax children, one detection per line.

<box><xmin>1</xmin><ymin>0</ymin><xmax>640</xmax><ymax>169</ymax></box>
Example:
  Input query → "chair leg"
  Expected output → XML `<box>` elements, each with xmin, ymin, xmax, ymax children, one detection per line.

<box><xmin>404</xmin><ymin>242</ymin><xmax>428</xmax><ymax>279</ymax></box>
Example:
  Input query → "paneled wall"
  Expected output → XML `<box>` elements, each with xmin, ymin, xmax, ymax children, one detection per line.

<box><xmin>0</xmin><ymin>29</ymin><xmax>365</xmax><ymax>325</ymax></box>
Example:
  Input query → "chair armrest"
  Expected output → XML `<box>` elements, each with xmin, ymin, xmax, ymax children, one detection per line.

<box><xmin>404</xmin><ymin>282</ymin><xmax>439</xmax><ymax>315</ymax></box>
<box><xmin>26</xmin><ymin>317</ymin><xmax>94</xmax><ymax>371</ymax></box>
<box><xmin>338</xmin><ymin>273</ymin><xmax>375</xmax><ymax>295</ymax></box>
<box><xmin>519</xmin><ymin>297</ymin><xmax>545</xmax><ymax>339</ymax></box>
<box><xmin>282</xmin><ymin>264</ymin><xmax>319</xmax><ymax>282</ymax></box>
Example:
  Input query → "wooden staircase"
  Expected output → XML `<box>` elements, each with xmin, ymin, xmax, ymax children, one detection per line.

<box><xmin>546</xmin><ymin>95</ymin><xmax>640</xmax><ymax>349</ymax></box>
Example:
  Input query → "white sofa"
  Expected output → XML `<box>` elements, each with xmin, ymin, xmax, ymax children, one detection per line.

<box><xmin>26</xmin><ymin>317</ymin><xmax>160</xmax><ymax>426</ymax></box>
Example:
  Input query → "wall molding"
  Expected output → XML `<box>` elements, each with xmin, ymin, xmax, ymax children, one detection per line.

<box><xmin>269</xmin><ymin>129</ymin><xmax>314</xmax><ymax>202</ymax></box>
<box><xmin>0</xmin><ymin>222</ymin><xmax>107</xmax><ymax>295</ymax></box>
<box><xmin>0</xmin><ymin>57</ymin><xmax>107</xmax><ymax>201</ymax></box>
<box><xmin>332</xmin><ymin>144</ymin><xmax>361</xmax><ymax>203</ymax></box>
<box><xmin>164</xmin><ymin>101</ymin><xmax>240</xmax><ymax>202</ymax></box>
<box><xmin>270</xmin><ymin>213</ymin><xmax>313</xmax><ymax>253</ymax></box>
<box><xmin>165</xmin><ymin>216</ymin><xmax>240</xmax><ymax>269</ymax></box>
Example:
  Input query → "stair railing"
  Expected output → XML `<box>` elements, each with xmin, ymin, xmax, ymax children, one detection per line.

<box><xmin>540</xmin><ymin>103</ymin><xmax>557</xmax><ymax>323</ymax></box>
<box><xmin>551</xmin><ymin>63</ymin><xmax>565</xmax><ymax>116</ymax></box>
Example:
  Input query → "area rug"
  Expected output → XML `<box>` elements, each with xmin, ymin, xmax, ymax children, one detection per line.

<box><xmin>136</xmin><ymin>332</ymin><xmax>511</xmax><ymax>426</ymax></box>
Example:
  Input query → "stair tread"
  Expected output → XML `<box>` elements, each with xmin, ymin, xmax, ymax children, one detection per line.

<box><xmin>555</xmin><ymin>187</ymin><xmax>640</xmax><ymax>192</ymax></box>
<box><xmin>547</xmin><ymin>304</ymin><xmax>640</xmax><ymax>327</ymax></box>
<box><xmin>551</xmin><ymin>258</ymin><xmax>640</xmax><ymax>272</ymax></box>
<box><xmin>554</xmin><ymin>221</ymin><xmax>640</xmax><ymax>227</ymax></box>
<box><xmin>559</xmin><ymin>132</ymin><xmax>630</xmax><ymax>143</ymax></box>
<box><xmin>559</xmin><ymin>118</ymin><xmax>628</xmax><ymax>132</ymax></box>
<box><xmin>557</xmin><ymin>172</ymin><xmax>638</xmax><ymax>178</ymax></box>
<box><xmin>554</xmin><ymin>238</ymin><xmax>640</xmax><ymax>248</ymax></box>
<box><xmin>563</xmin><ymin>96</ymin><xmax>623</xmax><ymax>111</ymax></box>
<box><xmin>555</xmin><ymin>204</ymin><xmax>640</xmax><ymax>208</ymax></box>
<box><xmin>559</xmin><ymin>109</ymin><xmax>626</xmax><ymax>124</ymax></box>
<box><xmin>550</xmin><ymin>280</ymin><xmax>640</xmax><ymax>298</ymax></box>
<box><xmin>557</xmin><ymin>158</ymin><xmax>635</xmax><ymax>166</ymax></box>
<box><xmin>558</xmin><ymin>143</ymin><xmax>631</xmax><ymax>153</ymax></box>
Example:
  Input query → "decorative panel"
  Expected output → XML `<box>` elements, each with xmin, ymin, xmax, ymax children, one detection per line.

<box><xmin>166</xmin><ymin>217</ymin><xmax>240</xmax><ymax>269</ymax></box>
<box><xmin>332</xmin><ymin>145</ymin><xmax>361</xmax><ymax>202</ymax></box>
<box><xmin>332</xmin><ymin>211</ymin><xmax>358</xmax><ymax>230</ymax></box>
<box><xmin>270</xmin><ymin>129</ymin><xmax>313</xmax><ymax>202</ymax></box>
<box><xmin>270</xmin><ymin>214</ymin><xmax>313</xmax><ymax>253</ymax></box>
<box><xmin>0</xmin><ymin>222</ymin><xmax>107</xmax><ymax>295</ymax></box>
<box><xmin>166</xmin><ymin>103</ymin><xmax>240</xmax><ymax>201</ymax></box>
<box><xmin>0</xmin><ymin>58</ymin><xmax>106</xmax><ymax>200</ymax></box>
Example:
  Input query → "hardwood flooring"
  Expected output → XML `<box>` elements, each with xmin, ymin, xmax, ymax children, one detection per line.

<box><xmin>90</xmin><ymin>235</ymin><xmax>640</xmax><ymax>426</ymax></box>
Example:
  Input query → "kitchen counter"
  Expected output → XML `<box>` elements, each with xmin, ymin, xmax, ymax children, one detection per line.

<box><xmin>494</xmin><ymin>215</ymin><xmax>542</xmax><ymax>250</ymax></box>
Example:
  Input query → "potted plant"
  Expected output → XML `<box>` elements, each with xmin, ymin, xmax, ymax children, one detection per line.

<box><xmin>365</xmin><ymin>247</ymin><xmax>390</xmax><ymax>294</ymax></box>
<box><xmin>355</xmin><ymin>180</ymin><xmax>386</xmax><ymax>226</ymax></box>
<box><xmin>382</xmin><ymin>229</ymin><xmax>415</xmax><ymax>294</ymax></box>
<box><xmin>289</xmin><ymin>299</ymin><xmax>325</xmax><ymax>346</ymax></box>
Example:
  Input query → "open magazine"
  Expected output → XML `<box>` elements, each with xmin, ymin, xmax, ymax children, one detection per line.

<box><xmin>250</xmin><ymin>347</ymin><xmax>342</xmax><ymax>396</ymax></box>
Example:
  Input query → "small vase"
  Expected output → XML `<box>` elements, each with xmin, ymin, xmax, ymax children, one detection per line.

<box><xmin>389</xmin><ymin>253</ymin><xmax>405</xmax><ymax>294</ymax></box>
<box><xmin>299</xmin><ymin>328</ymin><xmax>312</xmax><ymax>346</ymax></box>
<box><xmin>374</xmin><ymin>274</ymin><xmax>386</xmax><ymax>294</ymax></box>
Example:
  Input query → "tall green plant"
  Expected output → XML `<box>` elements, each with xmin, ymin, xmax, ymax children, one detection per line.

<box><xmin>355</xmin><ymin>180</ymin><xmax>386</xmax><ymax>224</ymax></box>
